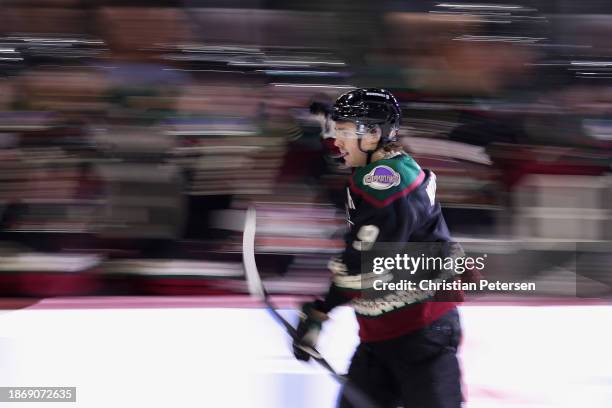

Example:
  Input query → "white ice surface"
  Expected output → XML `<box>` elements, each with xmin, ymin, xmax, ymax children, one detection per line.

<box><xmin>0</xmin><ymin>305</ymin><xmax>610</xmax><ymax>408</ymax></box>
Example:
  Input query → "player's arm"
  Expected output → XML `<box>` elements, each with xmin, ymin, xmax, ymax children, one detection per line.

<box><xmin>293</xmin><ymin>199</ymin><xmax>416</xmax><ymax>361</ymax></box>
<box><xmin>321</xmin><ymin>199</ymin><xmax>415</xmax><ymax>311</ymax></box>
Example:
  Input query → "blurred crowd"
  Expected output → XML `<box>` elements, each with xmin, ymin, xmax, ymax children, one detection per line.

<box><xmin>0</xmin><ymin>0</ymin><xmax>610</xmax><ymax>298</ymax></box>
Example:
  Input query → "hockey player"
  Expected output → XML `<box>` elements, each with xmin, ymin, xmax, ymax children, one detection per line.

<box><xmin>293</xmin><ymin>89</ymin><xmax>463</xmax><ymax>408</ymax></box>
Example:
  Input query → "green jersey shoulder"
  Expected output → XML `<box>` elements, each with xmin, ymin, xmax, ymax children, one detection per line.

<box><xmin>349</xmin><ymin>153</ymin><xmax>425</xmax><ymax>208</ymax></box>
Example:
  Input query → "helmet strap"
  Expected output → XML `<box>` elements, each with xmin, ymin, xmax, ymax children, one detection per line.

<box><xmin>366</xmin><ymin>150</ymin><xmax>375</xmax><ymax>165</ymax></box>
<box><xmin>357</xmin><ymin>136</ymin><xmax>378</xmax><ymax>165</ymax></box>
<box><xmin>357</xmin><ymin>124</ymin><xmax>383</xmax><ymax>165</ymax></box>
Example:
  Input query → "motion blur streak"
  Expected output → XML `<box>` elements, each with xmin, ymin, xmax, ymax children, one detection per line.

<box><xmin>0</xmin><ymin>1</ymin><xmax>610</xmax><ymax>406</ymax></box>
<box><xmin>0</xmin><ymin>2</ymin><xmax>609</xmax><ymax>288</ymax></box>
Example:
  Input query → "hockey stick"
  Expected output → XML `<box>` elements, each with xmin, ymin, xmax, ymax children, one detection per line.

<box><xmin>242</xmin><ymin>206</ymin><xmax>380</xmax><ymax>408</ymax></box>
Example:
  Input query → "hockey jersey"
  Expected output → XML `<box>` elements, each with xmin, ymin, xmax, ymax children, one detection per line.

<box><xmin>319</xmin><ymin>152</ymin><xmax>460</xmax><ymax>342</ymax></box>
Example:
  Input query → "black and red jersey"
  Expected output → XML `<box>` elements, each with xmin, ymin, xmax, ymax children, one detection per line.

<box><xmin>319</xmin><ymin>152</ymin><xmax>460</xmax><ymax>342</ymax></box>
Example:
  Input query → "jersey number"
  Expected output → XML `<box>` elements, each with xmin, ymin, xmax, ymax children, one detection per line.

<box><xmin>426</xmin><ymin>172</ymin><xmax>437</xmax><ymax>206</ymax></box>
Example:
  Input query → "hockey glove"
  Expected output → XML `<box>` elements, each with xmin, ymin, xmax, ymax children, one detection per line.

<box><xmin>293</xmin><ymin>301</ymin><xmax>329</xmax><ymax>362</ymax></box>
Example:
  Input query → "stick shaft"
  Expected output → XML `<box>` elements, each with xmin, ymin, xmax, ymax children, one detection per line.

<box><xmin>242</xmin><ymin>206</ymin><xmax>380</xmax><ymax>408</ymax></box>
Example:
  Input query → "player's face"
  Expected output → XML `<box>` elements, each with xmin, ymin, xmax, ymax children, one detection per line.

<box><xmin>333</xmin><ymin>122</ymin><xmax>368</xmax><ymax>167</ymax></box>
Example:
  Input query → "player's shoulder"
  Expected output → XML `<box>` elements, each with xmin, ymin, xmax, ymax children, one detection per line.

<box><xmin>350</xmin><ymin>153</ymin><xmax>425</xmax><ymax>208</ymax></box>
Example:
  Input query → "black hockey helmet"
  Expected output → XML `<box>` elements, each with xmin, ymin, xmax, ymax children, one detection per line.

<box><xmin>331</xmin><ymin>88</ymin><xmax>401</xmax><ymax>144</ymax></box>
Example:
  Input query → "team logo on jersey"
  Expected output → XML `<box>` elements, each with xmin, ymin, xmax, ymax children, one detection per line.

<box><xmin>363</xmin><ymin>166</ymin><xmax>401</xmax><ymax>190</ymax></box>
